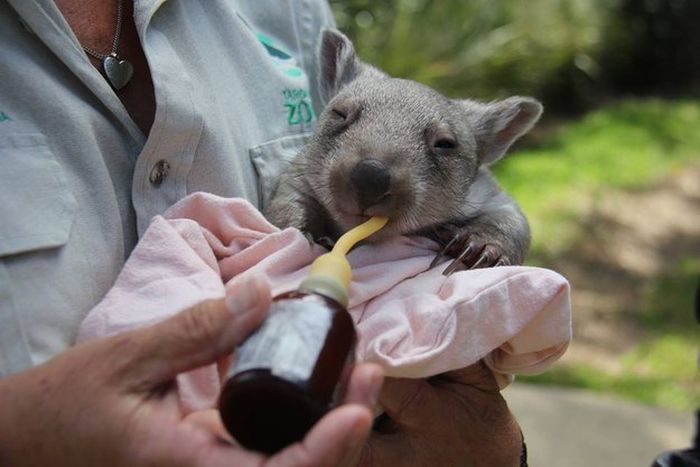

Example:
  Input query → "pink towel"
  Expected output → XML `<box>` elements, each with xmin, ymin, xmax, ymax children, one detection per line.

<box><xmin>78</xmin><ymin>193</ymin><xmax>571</xmax><ymax>412</ymax></box>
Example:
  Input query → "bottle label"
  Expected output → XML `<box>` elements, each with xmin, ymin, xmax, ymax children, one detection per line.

<box><xmin>230</xmin><ymin>298</ymin><xmax>333</xmax><ymax>382</ymax></box>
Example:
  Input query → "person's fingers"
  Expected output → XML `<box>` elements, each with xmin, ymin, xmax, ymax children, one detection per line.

<box><xmin>440</xmin><ymin>360</ymin><xmax>500</xmax><ymax>391</ymax></box>
<box><xmin>356</xmin><ymin>432</ymin><xmax>411</xmax><ymax>467</ymax></box>
<box><xmin>342</xmin><ymin>363</ymin><xmax>384</xmax><ymax>408</ymax></box>
<box><xmin>376</xmin><ymin>376</ymin><xmax>428</xmax><ymax>427</ymax></box>
<box><xmin>182</xmin><ymin>405</ymin><xmax>373</xmax><ymax>467</ymax></box>
<box><xmin>150</xmin><ymin>423</ymin><xmax>265</xmax><ymax>467</ymax></box>
<box><xmin>267</xmin><ymin>404</ymin><xmax>374</xmax><ymax>467</ymax></box>
<box><xmin>129</xmin><ymin>274</ymin><xmax>272</xmax><ymax>385</ymax></box>
<box><xmin>183</xmin><ymin>409</ymin><xmax>235</xmax><ymax>443</ymax></box>
<box><xmin>379</xmin><ymin>361</ymin><xmax>502</xmax><ymax>428</ymax></box>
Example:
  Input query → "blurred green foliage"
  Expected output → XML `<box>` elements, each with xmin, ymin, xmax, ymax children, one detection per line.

<box><xmin>522</xmin><ymin>334</ymin><xmax>699</xmax><ymax>410</ymax></box>
<box><xmin>520</xmin><ymin>252</ymin><xmax>699</xmax><ymax>410</ymax></box>
<box><xmin>494</xmin><ymin>98</ymin><xmax>700</xmax><ymax>253</ymax></box>
<box><xmin>499</xmin><ymin>99</ymin><xmax>700</xmax><ymax>410</ymax></box>
<box><xmin>329</xmin><ymin>0</ymin><xmax>700</xmax><ymax>112</ymax></box>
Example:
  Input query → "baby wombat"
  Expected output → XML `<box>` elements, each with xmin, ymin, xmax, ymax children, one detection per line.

<box><xmin>266</xmin><ymin>29</ymin><xmax>542</xmax><ymax>273</ymax></box>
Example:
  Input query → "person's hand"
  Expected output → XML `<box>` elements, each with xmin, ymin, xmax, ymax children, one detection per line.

<box><xmin>359</xmin><ymin>361</ymin><xmax>523</xmax><ymax>467</ymax></box>
<box><xmin>0</xmin><ymin>275</ymin><xmax>383</xmax><ymax>467</ymax></box>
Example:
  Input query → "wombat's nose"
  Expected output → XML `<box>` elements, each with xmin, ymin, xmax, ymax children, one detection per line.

<box><xmin>350</xmin><ymin>159</ymin><xmax>391</xmax><ymax>208</ymax></box>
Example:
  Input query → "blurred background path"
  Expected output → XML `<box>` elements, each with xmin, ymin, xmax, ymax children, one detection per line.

<box><xmin>505</xmin><ymin>383</ymin><xmax>696</xmax><ymax>467</ymax></box>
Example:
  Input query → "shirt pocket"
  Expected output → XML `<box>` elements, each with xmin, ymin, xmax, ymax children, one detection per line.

<box><xmin>0</xmin><ymin>134</ymin><xmax>77</xmax><ymax>256</ymax></box>
<box><xmin>249</xmin><ymin>133</ymin><xmax>311</xmax><ymax>212</ymax></box>
<box><xmin>0</xmin><ymin>133</ymin><xmax>78</xmax><ymax>375</ymax></box>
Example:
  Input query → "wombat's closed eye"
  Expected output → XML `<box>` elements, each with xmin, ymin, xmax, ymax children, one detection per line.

<box><xmin>266</xmin><ymin>28</ymin><xmax>541</xmax><ymax>273</ymax></box>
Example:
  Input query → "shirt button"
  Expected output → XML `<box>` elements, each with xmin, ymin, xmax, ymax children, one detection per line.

<box><xmin>149</xmin><ymin>160</ymin><xmax>170</xmax><ymax>186</ymax></box>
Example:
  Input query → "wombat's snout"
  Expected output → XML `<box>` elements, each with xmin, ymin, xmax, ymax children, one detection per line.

<box><xmin>349</xmin><ymin>159</ymin><xmax>391</xmax><ymax>209</ymax></box>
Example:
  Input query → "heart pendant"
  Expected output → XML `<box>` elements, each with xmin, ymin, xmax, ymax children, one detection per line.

<box><xmin>102</xmin><ymin>54</ymin><xmax>134</xmax><ymax>91</ymax></box>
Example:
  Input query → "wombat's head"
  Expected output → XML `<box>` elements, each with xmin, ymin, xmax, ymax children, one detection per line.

<box><xmin>300</xmin><ymin>29</ymin><xmax>542</xmax><ymax>239</ymax></box>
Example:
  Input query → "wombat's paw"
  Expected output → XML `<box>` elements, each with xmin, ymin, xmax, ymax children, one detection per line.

<box><xmin>428</xmin><ymin>225</ymin><xmax>513</xmax><ymax>276</ymax></box>
<box><xmin>302</xmin><ymin>231</ymin><xmax>335</xmax><ymax>250</ymax></box>
<box><xmin>303</xmin><ymin>232</ymin><xmax>335</xmax><ymax>250</ymax></box>
<box><xmin>314</xmin><ymin>235</ymin><xmax>336</xmax><ymax>250</ymax></box>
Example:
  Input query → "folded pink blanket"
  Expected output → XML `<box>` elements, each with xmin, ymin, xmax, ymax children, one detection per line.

<box><xmin>78</xmin><ymin>193</ymin><xmax>571</xmax><ymax>412</ymax></box>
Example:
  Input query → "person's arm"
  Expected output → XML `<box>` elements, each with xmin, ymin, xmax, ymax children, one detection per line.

<box><xmin>359</xmin><ymin>361</ymin><xmax>524</xmax><ymax>467</ymax></box>
<box><xmin>0</xmin><ymin>275</ymin><xmax>383</xmax><ymax>467</ymax></box>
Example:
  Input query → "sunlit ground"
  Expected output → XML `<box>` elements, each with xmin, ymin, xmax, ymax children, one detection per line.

<box><xmin>496</xmin><ymin>98</ymin><xmax>700</xmax><ymax>410</ymax></box>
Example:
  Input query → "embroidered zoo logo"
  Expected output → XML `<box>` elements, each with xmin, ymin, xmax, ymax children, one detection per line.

<box><xmin>0</xmin><ymin>111</ymin><xmax>11</xmax><ymax>122</ymax></box>
<box><xmin>283</xmin><ymin>88</ymin><xmax>315</xmax><ymax>125</ymax></box>
<box><xmin>253</xmin><ymin>31</ymin><xmax>316</xmax><ymax>126</ymax></box>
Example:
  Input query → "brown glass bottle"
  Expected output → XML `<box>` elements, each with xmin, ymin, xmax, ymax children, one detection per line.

<box><xmin>218</xmin><ymin>288</ymin><xmax>356</xmax><ymax>454</ymax></box>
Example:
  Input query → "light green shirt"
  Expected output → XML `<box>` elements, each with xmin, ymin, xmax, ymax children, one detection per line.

<box><xmin>0</xmin><ymin>0</ymin><xmax>334</xmax><ymax>375</ymax></box>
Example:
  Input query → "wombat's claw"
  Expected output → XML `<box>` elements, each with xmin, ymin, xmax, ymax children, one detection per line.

<box><xmin>429</xmin><ymin>235</ymin><xmax>461</xmax><ymax>269</ymax></box>
<box><xmin>441</xmin><ymin>244</ymin><xmax>476</xmax><ymax>276</ymax></box>
<box><xmin>433</xmin><ymin>238</ymin><xmax>510</xmax><ymax>276</ymax></box>
<box><xmin>467</xmin><ymin>244</ymin><xmax>505</xmax><ymax>270</ymax></box>
<box><xmin>429</xmin><ymin>227</ymin><xmax>513</xmax><ymax>275</ymax></box>
<box><xmin>494</xmin><ymin>257</ymin><xmax>511</xmax><ymax>267</ymax></box>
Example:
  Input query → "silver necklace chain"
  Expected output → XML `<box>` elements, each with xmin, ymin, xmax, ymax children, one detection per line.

<box><xmin>78</xmin><ymin>0</ymin><xmax>133</xmax><ymax>91</ymax></box>
<box><xmin>82</xmin><ymin>0</ymin><xmax>124</xmax><ymax>60</ymax></box>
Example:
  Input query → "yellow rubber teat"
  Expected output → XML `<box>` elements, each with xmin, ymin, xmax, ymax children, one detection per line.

<box><xmin>300</xmin><ymin>216</ymin><xmax>388</xmax><ymax>306</ymax></box>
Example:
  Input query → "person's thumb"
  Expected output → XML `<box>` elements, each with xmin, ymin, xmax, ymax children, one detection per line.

<box><xmin>129</xmin><ymin>274</ymin><xmax>271</xmax><ymax>385</ymax></box>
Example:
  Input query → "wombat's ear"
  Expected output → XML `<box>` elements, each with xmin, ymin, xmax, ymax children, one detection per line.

<box><xmin>463</xmin><ymin>97</ymin><xmax>543</xmax><ymax>165</ymax></box>
<box><xmin>319</xmin><ymin>28</ymin><xmax>362</xmax><ymax>104</ymax></box>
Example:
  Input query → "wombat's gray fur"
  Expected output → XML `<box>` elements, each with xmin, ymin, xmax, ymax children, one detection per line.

<box><xmin>266</xmin><ymin>29</ymin><xmax>542</xmax><ymax>270</ymax></box>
